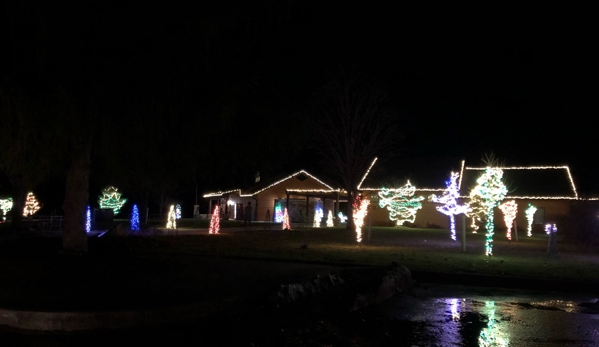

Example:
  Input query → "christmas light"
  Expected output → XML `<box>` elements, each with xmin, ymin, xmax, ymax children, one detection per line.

<box><xmin>274</xmin><ymin>202</ymin><xmax>283</xmax><ymax>223</ymax></box>
<box><xmin>326</xmin><ymin>210</ymin><xmax>334</xmax><ymax>227</ymax></box>
<box><xmin>313</xmin><ymin>206</ymin><xmax>323</xmax><ymax>228</ymax></box>
<box><xmin>429</xmin><ymin>172</ymin><xmax>470</xmax><ymax>240</ymax></box>
<box><xmin>166</xmin><ymin>205</ymin><xmax>176</xmax><ymax>229</ymax></box>
<box><xmin>525</xmin><ymin>203</ymin><xmax>537</xmax><ymax>237</ymax></box>
<box><xmin>498</xmin><ymin>200</ymin><xmax>517</xmax><ymax>240</ymax></box>
<box><xmin>86</xmin><ymin>205</ymin><xmax>91</xmax><ymax>233</ymax></box>
<box><xmin>469</xmin><ymin>167</ymin><xmax>507</xmax><ymax>256</ymax></box>
<box><xmin>478</xmin><ymin>301</ymin><xmax>510</xmax><ymax>347</ymax></box>
<box><xmin>378</xmin><ymin>181</ymin><xmax>424</xmax><ymax>226</ymax></box>
<box><xmin>0</xmin><ymin>198</ymin><xmax>13</xmax><ymax>221</ymax></box>
<box><xmin>357</xmin><ymin>157</ymin><xmax>378</xmax><ymax>190</ymax></box>
<box><xmin>544</xmin><ymin>223</ymin><xmax>557</xmax><ymax>235</ymax></box>
<box><xmin>209</xmin><ymin>205</ymin><xmax>220</xmax><ymax>234</ymax></box>
<box><xmin>338</xmin><ymin>212</ymin><xmax>348</xmax><ymax>223</ymax></box>
<box><xmin>98</xmin><ymin>186</ymin><xmax>127</xmax><ymax>215</ymax></box>
<box><xmin>175</xmin><ymin>204</ymin><xmax>181</xmax><ymax>219</ymax></box>
<box><xmin>131</xmin><ymin>204</ymin><xmax>140</xmax><ymax>231</ymax></box>
<box><xmin>23</xmin><ymin>192</ymin><xmax>41</xmax><ymax>217</ymax></box>
<box><xmin>466</xmin><ymin>193</ymin><xmax>486</xmax><ymax>233</ymax></box>
<box><xmin>353</xmin><ymin>195</ymin><xmax>370</xmax><ymax>242</ymax></box>
<box><xmin>282</xmin><ymin>207</ymin><xmax>291</xmax><ymax>230</ymax></box>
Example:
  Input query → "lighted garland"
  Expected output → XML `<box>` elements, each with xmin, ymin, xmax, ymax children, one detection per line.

<box><xmin>378</xmin><ymin>181</ymin><xmax>424</xmax><ymax>226</ymax></box>
<box><xmin>0</xmin><ymin>198</ymin><xmax>13</xmax><ymax>221</ymax></box>
<box><xmin>131</xmin><ymin>204</ymin><xmax>140</xmax><ymax>231</ymax></box>
<box><xmin>98</xmin><ymin>186</ymin><xmax>127</xmax><ymax>215</ymax></box>
<box><xmin>353</xmin><ymin>195</ymin><xmax>370</xmax><ymax>242</ymax></box>
<box><xmin>166</xmin><ymin>205</ymin><xmax>176</xmax><ymax>229</ymax></box>
<box><xmin>429</xmin><ymin>172</ymin><xmax>470</xmax><ymax>240</ymax></box>
<box><xmin>86</xmin><ymin>205</ymin><xmax>91</xmax><ymax>233</ymax></box>
<box><xmin>209</xmin><ymin>205</ymin><xmax>220</xmax><ymax>234</ymax></box>
<box><xmin>498</xmin><ymin>200</ymin><xmax>517</xmax><ymax>240</ymax></box>
<box><xmin>23</xmin><ymin>192</ymin><xmax>41</xmax><ymax>217</ymax></box>
<box><xmin>469</xmin><ymin>167</ymin><xmax>507</xmax><ymax>256</ymax></box>
<box><xmin>282</xmin><ymin>207</ymin><xmax>291</xmax><ymax>230</ymax></box>
<box><xmin>525</xmin><ymin>204</ymin><xmax>537</xmax><ymax>237</ymax></box>
<box><xmin>326</xmin><ymin>210</ymin><xmax>334</xmax><ymax>227</ymax></box>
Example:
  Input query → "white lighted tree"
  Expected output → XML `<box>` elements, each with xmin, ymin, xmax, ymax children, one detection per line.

<box><xmin>498</xmin><ymin>200</ymin><xmax>518</xmax><ymax>240</ymax></box>
<box><xmin>166</xmin><ymin>205</ymin><xmax>176</xmax><ymax>229</ymax></box>
<box><xmin>353</xmin><ymin>195</ymin><xmax>369</xmax><ymax>242</ymax></box>
<box><xmin>326</xmin><ymin>210</ymin><xmax>334</xmax><ymax>227</ymax></box>
<box><xmin>313</xmin><ymin>207</ymin><xmax>323</xmax><ymax>228</ymax></box>
<box><xmin>466</xmin><ymin>194</ymin><xmax>486</xmax><ymax>233</ymax></box>
<box><xmin>378</xmin><ymin>181</ymin><xmax>424</xmax><ymax>226</ymax></box>
<box><xmin>0</xmin><ymin>197</ymin><xmax>13</xmax><ymax>221</ymax></box>
<box><xmin>429</xmin><ymin>172</ymin><xmax>470</xmax><ymax>241</ymax></box>
<box><xmin>470</xmin><ymin>166</ymin><xmax>507</xmax><ymax>256</ymax></box>
<box><xmin>525</xmin><ymin>203</ymin><xmax>537</xmax><ymax>237</ymax></box>
<box><xmin>98</xmin><ymin>186</ymin><xmax>127</xmax><ymax>215</ymax></box>
<box><xmin>23</xmin><ymin>192</ymin><xmax>41</xmax><ymax>217</ymax></box>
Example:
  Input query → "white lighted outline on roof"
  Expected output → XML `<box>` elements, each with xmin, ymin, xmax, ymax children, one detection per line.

<box><xmin>458</xmin><ymin>165</ymin><xmax>578</xmax><ymax>199</ymax></box>
<box><xmin>357</xmin><ymin>156</ymin><xmax>448</xmax><ymax>192</ymax></box>
<box><xmin>203</xmin><ymin>170</ymin><xmax>335</xmax><ymax>198</ymax></box>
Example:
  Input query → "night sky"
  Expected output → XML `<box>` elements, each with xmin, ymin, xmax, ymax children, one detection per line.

<box><xmin>2</xmin><ymin>3</ymin><xmax>597</xmax><ymax>214</ymax></box>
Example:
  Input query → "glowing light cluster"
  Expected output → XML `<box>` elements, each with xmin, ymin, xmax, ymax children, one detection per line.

<box><xmin>469</xmin><ymin>167</ymin><xmax>507</xmax><ymax>256</ymax></box>
<box><xmin>525</xmin><ymin>203</ymin><xmax>537</xmax><ymax>237</ymax></box>
<box><xmin>313</xmin><ymin>207</ymin><xmax>323</xmax><ymax>228</ymax></box>
<box><xmin>131</xmin><ymin>204</ymin><xmax>140</xmax><ymax>231</ymax></box>
<box><xmin>378</xmin><ymin>181</ymin><xmax>424</xmax><ymax>226</ymax></box>
<box><xmin>429</xmin><ymin>172</ymin><xmax>470</xmax><ymax>240</ymax></box>
<box><xmin>338</xmin><ymin>212</ymin><xmax>348</xmax><ymax>223</ymax></box>
<box><xmin>498</xmin><ymin>200</ymin><xmax>517</xmax><ymax>240</ymax></box>
<box><xmin>0</xmin><ymin>198</ymin><xmax>13</xmax><ymax>221</ymax></box>
<box><xmin>175</xmin><ymin>204</ymin><xmax>181</xmax><ymax>219</ymax></box>
<box><xmin>352</xmin><ymin>195</ymin><xmax>370</xmax><ymax>242</ymax></box>
<box><xmin>166</xmin><ymin>205</ymin><xmax>176</xmax><ymax>229</ymax></box>
<box><xmin>86</xmin><ymin>205</ymin><xmax>91</xmax><ymax>233</ymax></box>
<box><xmin>326</xmin><ymin>210</ymin><xmax>334</xmax><ymax>227</ymax></box>
<box><xmin>466</xmin><ymin>194</ymin><xmax>485</xmax><ymax>233</ymax></box>
<box><xmin>274</xmin><ymin>202</ymin><xmax>283</xmax><ymax>223</ymax></box>
<box><xmin>23</xmin><ymin>192</ymin><xmax>41</xmax><ymax>217</ymax></box>
<box><xmin>98</xmin><ymin>186</ymin><xmax>127</xmax><ymax>215</ymax></box>
<box><xmin>282</xmin><ymin>207</ymin><xmax>291</xmax><ymax>230</ymax></box>
<box><xmin>545</xmin><ymin>223</ymin><xmax>557</xmax><ymax>234</ymax></box>
<box><xmin>209</xmin><ymin>205</ymin><xmax>220</xmax><ymax>234</ymax></box>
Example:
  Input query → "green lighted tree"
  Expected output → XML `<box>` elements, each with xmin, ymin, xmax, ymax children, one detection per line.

<box><xmin>98</xmin><ymin>186</ymin><xmax>127</xmax><ymax>215</ymax></box>
<box><xmin>469</xmin><ymin>154</ymin><xmax>507</xmax><ymax>256</ymax></box>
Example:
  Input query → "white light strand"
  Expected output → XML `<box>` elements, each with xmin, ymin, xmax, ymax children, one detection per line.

<box><xmin>166</xmin><ymin>205</ymin><xmax>176</xmax><ymax>229</ymax></box>
<box><xmin>525</xmin><ymin>203</ymin><xmax>537</xmax><ymax>237</ymax></box>
<box><xmin>326</xmin><ymin>210</ymin><xmax>334</xmax><ymax>227</ymax></box>
<box><xmin>429</xmin><ymin>172</ymin><xmax>470</xmax><ymax>241</ymax></box>
<box><xmin>357</xmin><ymin>157</ymin><xmax>378</xmax><ymax>190</ymax></box>
<box><xmin>378</xmin><ymin>181</ymin><xmax>424</xmax><ymax>226</ymax></box>
<box><xmin>498</xmin><ymin>200</ymin><xmax>518</xmax><ymax>240</ymax></box>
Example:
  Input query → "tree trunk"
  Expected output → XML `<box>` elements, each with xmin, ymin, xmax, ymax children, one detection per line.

<box><xmin>346</xmin><ymin>190</ymin><xmax>356</xmax><ymax>231</ymax></box>
<box><xmin>62</xmin><ymin>149</ymin><xmax>91</xmax><ymax>254</ymax></box>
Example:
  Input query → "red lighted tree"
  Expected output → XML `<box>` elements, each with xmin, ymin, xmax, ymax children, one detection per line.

<box><xmin>209</xmin><ymin>205</ymin><xmax>220</xmax><ymax>234</ymax></box>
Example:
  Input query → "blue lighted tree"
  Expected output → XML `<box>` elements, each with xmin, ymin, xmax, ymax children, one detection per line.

<box><xmin>131</xmin><ymin>204</ymin><xmax>140</xmax><ymax>231</ymax></box>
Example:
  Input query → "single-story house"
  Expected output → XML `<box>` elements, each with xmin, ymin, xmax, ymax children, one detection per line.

<box><xmin>203</xmin><ymin>170</ymin><xmax>348</xmax><ymax>224</ymax></box>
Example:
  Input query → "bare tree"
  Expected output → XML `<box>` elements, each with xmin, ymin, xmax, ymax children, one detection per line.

<box><xmin>311</xmin><ymin>65</ymin><xmax>402</xmax><ymax>231</ymax></box>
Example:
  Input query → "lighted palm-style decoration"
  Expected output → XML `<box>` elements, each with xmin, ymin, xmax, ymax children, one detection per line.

<box><xmin>469</xmin><ymin>167</ymin><xmax>507</xmax><ymax>256</ymax></box>
<box><xmin>429</xmin><ymin>172</ymin><xmax>470</xmax><ymax>241</ymax></box>
<box><xmin>525</xmin><ymin>203</ymin><xmax>537</xmax><ymax>237</ymax></box>
<box><xmin>98</xmin><ymin>186</ymin><xmax>127</xmax><ymax>215</ymax></box>
<box><xmin>378</xmin><ymin>181</ymin><xmax>424</xmax><ymax>226</ymax></box>
<box><xmin>23</xmin><ymin>192</ymin><xmax>41</xmax><ymax>217</ymax></box>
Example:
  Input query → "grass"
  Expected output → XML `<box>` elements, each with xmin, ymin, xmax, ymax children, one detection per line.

<box><xmin>0</xmin><ymin>222</ymin><xmax>598</xmax><ymax>311</ymax></box>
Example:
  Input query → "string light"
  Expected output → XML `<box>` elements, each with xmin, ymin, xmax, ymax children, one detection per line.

<box><xmin>86</xmin><ymin>205</ymin><xmax>91</xmax><ymax>233</ymax></box>
<box><xmin>98</xmin><ymin>186</ymin><xmax>127</xmax><ymax>215</ymax></box>
<box><xmin>313</xmin><ymin>204</ymin><xmax>323</xmax><ymax>228</ymax></box>
<box><xmin>23</xmin><ymin>192</ymin><xmax>41</xmax><ymax>217</ymax></box>
<box><xmin>466</xmin><ymin>194</ymin><xmax>486</xmax><ymax>233</ymax></box>
<box><xmin>209</xmin><ymin>205</ymin><xmax>220</xmax><ymax>234</ymax></box>
<box><xmin>357</xmin><ymin>157</ymin><xmax>378</xmax><ymax>190</ymax></box>
<box><xmin>378</xmin><ymin>181</ymin><xmax>424</xmax><ymax>226</ymax></box>
<box><xmin>525</xmin><ymin>203</ymin><xmax>537</xmax><ymax>237</ymax></box>
<box><xmin>326</xmin><ymin>210</ymin><xmax>334</xmax><ymax>227</ymax></box>
<box><xmin>175</xmin><ymin>204</ymin><xmax>181</xmax><ymax>219</ymax></box>
<box><xmin>544</xmin><ymin>223</ymin><xmax>557</xmax><ymax>235</ymax></box>
<box><xmin>282</xmin><ymin>207</ymin><xmax>291</xmax><ymax>230</ymax></box>
<box><xmin>338</xmin><ymin>212</ymin><xmax>348</xmax><ymax>223</ymax></box>
<box><xmin>166</xmin><ymin>205</ymin><xmax>176</xmax><ymax>229</ymax></box>
<box><xmin>353</xmin><ymin>195</ymin><xmax>369</xmax><ymax>242</ymax></box>
<box><xmin>130</xmin><ymin>204</ymin><xmax>140</xmax><ymax>231</ymax></box>
<box><xmin>469</xmin><ymin>167</ymin><xmax>507</xmax><ymax>256</ymax></box>
<box><xmin>429</xmin><ymin>172</ymin><xmax>470</xmax><ymax>241</ymax></box>
<box><xmin>274</xmin><ymin>202</ymin><xmax>283</xmax><ymax>223</ymax></box>
<box><xmin>0</xmin><ymin>198</ymin><xmax>13</xmax><ymax>221</ymax></box>
<box><xmin>498</xmin><ymin>200</ymin><xmax>517</xmax><ymax>240</ymax></box>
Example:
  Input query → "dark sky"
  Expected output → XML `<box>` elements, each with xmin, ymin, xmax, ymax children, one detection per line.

<box><xmin>2</xmin><ymin>2</ymin><xmax>598</xmax><ymax>212</ymax></box>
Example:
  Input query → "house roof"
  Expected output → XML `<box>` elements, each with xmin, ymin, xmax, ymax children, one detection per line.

<box><xmin>358</xmin><ymin>156</ymin><xmax>464</xmax><ymax>194</ymax></box>
<box><xmin>203</xmin><ymin>169</ymin><xmax>343</xmax><ymax>198</ymax></box>
<box><xmin>458</xmin><ymin>164</ymin><xmax>578</xmax><ymax>199</ymax></box>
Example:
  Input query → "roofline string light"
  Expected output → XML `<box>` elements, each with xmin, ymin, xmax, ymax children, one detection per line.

<box><xmin>357</xmin><ymin>157</ymin><xmax>378</xmax><ymax>190</ymax></box>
